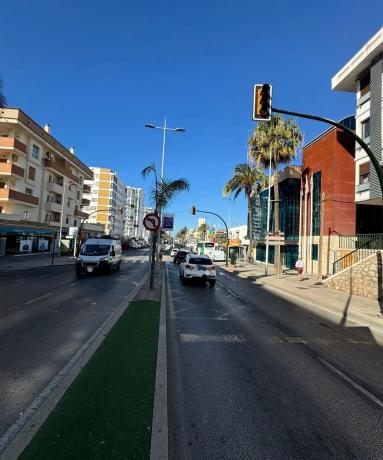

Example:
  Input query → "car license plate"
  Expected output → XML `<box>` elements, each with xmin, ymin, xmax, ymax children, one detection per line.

<box><xmin>198</xmin><ymin>265</ymin><xmax>206</xmax><ymax>271</ymax></box>
<box><xmin>87</xmin><ymin>267</ymin><xmax>93</xmax><ymax>273</ymax></box>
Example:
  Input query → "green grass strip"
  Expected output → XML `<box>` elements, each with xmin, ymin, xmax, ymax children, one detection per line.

<box><xmin>19</xmin><ymin>300</ymin><xmax>161</xmax><ymax>460</ymax></box>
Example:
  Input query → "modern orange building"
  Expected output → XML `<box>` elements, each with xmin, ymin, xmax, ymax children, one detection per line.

<box><xmin>300</xmin><ymin>116</ymin><xmax>356</xmax><ymax>275</ymax></box>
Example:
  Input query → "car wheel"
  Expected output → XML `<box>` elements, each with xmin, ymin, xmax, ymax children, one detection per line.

<box><xmin>209</xmin><ymin>280</ymin><xmax>216</xmax><ymax>287</ymax></box>
<box><xmin>116</xmin><ymin>261</ymin><xmax>121</xmax><ymax>271</ymax></box>
<box><xmin>182</xmin><ymin>276</ymin><xmax>187</xmax><ymax>285</ymax></box>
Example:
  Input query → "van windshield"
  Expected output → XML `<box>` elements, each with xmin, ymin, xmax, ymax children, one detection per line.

<box><xmin>80</xmin><ymin>244</ymin><xmax>110</xmax><ymax>256</ymax></box>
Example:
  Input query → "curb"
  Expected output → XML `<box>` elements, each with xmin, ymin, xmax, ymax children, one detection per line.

<box><xmin>150</xmin><ymin>266</ymin><xmax>168</xmax><ymax>460</ymax></box>
<box><xmin>0</xmin><ymin>274</ymin><xmax>148</xmax><ymax>460</ymax></box>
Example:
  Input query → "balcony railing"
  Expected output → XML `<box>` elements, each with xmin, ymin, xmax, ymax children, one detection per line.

<box><xmin>44</xmin><ymin>159</ymin><xmax>79</xmax><ymax>183</ymax></box>
<box><xmin>74</xmin><ymin>209</ymin><xmax>88</xmax><ymax>219</ymax></box>
<box><xmin>0</xmin><ymin>163</ymin><xmax>25</xmax><ymax>178</ymax></box>
<box><xmin>0</xmin><ymin>188</ymin><xmax>39</xmax><ymax>206</ymax></box>
<box><xmin>0</xmin><ymin>137</ymin><xmax>27</xmax><ymax>154</ymax></box>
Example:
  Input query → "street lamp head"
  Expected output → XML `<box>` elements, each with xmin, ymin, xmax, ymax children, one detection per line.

<box><xmin>175</xmin><ymin>128</ymin><xmax>186</xmax><ymax>132</ymax></box>
<box><xmin>144</xmin><ymin>124</ymin><xmax>156</xmax><ymax>129</ymax></box>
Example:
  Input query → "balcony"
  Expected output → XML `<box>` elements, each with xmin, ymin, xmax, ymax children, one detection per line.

<box><xmin>0</xmin><ymin>212</ymin><xmax>22</xmax><ymax>222</ymax></box>
<box><xmin>0</xmin><ymin>163</ymin><xmax>25</xmax><ymax>178</ymax></box>
<box><xmin>356</xmin><ymin>182</ymin><xmax>370</xmax><ymax>193</ymax></box>
<box><xmin>0</xmin><ymin>137</ymin><xmax>27</xmax><ymax>155</ymax></box>
<box><xmin>47</xmin><ymin>181</ymin><xmax>63</xmax><ymax>194</ymax></box>
<box><xmin>46</xmin><ymin>201</ymin><xmax>63</xmax><ymax>213</ymax></box>
<box><xmin>74</xmin><ymin>209</ymin><xmax>88</xmax><ymax>219</ymax></box>
<box><xmin>83</xmin><ymin>184</ymin><xmax>91</xmax><ymax>193</ymax></box>
<box><xmin>0</xmin><ymin>188</ymin><xmax>39</xmax><ymax>206</ymax></box>
<box><xmin>44</xmin><ymin>159</ymin><xmax>78</xmax><ymax>183</ymax></box>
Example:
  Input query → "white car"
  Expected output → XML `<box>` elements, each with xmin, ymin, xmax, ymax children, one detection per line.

<box><xmin>170</xmin><ymin>248</ymin><xmax>178</xmax><ymax>257</ymax></box>
<box><xmin>180</xmin><ymin>254</ymin><xmax>216</xmax><ymax>287</ymax></box>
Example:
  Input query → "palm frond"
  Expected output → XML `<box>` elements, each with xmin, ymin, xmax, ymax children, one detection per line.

<box><xmin>141</xmin><ymin>163</ymin><xmax>156</xmax><ymax>178</ymax></box>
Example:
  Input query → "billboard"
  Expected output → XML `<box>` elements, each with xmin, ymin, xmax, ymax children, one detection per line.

<box><xmin>19</xmin><ymin>240</ymin><xmax>32</xmax><ymax>253</ymax></box>
<box><xmin>161</xmin><ymin>213</ymin><xmax>174</xmax><ymax>231</ymax></box>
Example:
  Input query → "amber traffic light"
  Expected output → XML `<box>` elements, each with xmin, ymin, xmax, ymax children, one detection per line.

<box><xmin>253</xmin><ymin>83</ymin><xmax>272</xmax><ymax>121</ymax></box>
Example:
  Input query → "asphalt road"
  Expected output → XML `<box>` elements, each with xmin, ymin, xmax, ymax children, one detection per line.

<box><xmin>0</xmin><ymin>250</ymin><xmax>148</xmax><ymax>441</ymax></box>
<box><xmin>167</xmin><ymin>262</ymin><xmax>383</xmax><ymax>460</ymax></box>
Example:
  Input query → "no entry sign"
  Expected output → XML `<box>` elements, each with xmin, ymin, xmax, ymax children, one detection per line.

<box><xmin>143</xmin><ymin>213</ymin><xmax>161</xmax><ymax>232</ymax></box>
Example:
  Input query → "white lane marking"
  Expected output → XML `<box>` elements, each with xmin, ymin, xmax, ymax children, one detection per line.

<box><xmin>24</xmin><ymin>292</ymin><xmax>54</xmax><ymax>305</ymax></box>
<box><xmin>69</xmin><ymin>282</ymin><xmax>77</xmax><ymax>287</ymax></box>
<box><xmin>318</xmin><ymin>357</ymin><xmax>383</xmax><ymax>410</ymax></box>
<box><xmin>180</xmin><ymin>333</ymin><xmax>246</xmax><ymax>343</ymax></box>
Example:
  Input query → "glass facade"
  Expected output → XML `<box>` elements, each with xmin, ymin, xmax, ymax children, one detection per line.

<box><xmin>253</xmin><ymin>178</ymin><xmax>300</xmax><ymax>241</ymax></box>
<box><xmin>312</xmin><ymin>171</ymin><xmax>321</xmax><ymax>236</ymax></box>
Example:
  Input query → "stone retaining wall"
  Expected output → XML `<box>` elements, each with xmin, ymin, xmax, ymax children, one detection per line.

<box><xmin>323</xmin><ymin>251</ymin><xmax>383</xmax><ymax>300</ymax></box>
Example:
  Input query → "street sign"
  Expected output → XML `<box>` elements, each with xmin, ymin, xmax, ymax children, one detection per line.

<box><xmin>162</xmin><ymin>213</ymin><xmax>174</xmax><ymax>231</ymax></box>
<box><xmin>143</xmin><ymin>213</ymin><xmax>161</xmax><ymax>232</ymax></box>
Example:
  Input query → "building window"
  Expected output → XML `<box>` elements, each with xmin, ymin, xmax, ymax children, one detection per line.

<box><xmin>25</xmin><ymin>187</ymin><xmax>33</xmax><ymax>195</ymax></box>
<box><xmin>74</xmin><ymin>220</ymin><xmax>77</xmax><ymax>226</ymax></box>
<box><xmin>359</xmin><ymin>162</ymin><xmax>370</xmax><ymax>184</ymax></box>
<box><xmin>359</xmin><ymin>72</ymin><xmax>370</xmax><ymax>97</ymax></box>
<box><xmin>312</xmin><ymin>244</ymin><xmax>318</xmax><ymax>261</ymax></box>
<box><xmin>312</xmin><ymin>171</ymin><xmax>321</xmax><ymax>236</ymax></box>
<box><xmin>28</xmin><ymin>166</ymin><xmax>36</xmax><ymax>181</ymax></box>
<box><xmin>361</xmin><ymin>118</ymin><xmax>370</xmax><ymax>140</ymax></box>
<box><xmin>66</xmin><ymin>217</ymin><xmax>69</xmax><ymax>224</ymax></box>
<box><xmin>32</xmin><ymin>144</ymin><xmax>40</xmax><ymax>160</ymax></box>
<box><xmin>77</xmin><ymin>190</ymin><xmax>80</xmax><ymax>200</ymax></box>
<box><xmin>0</xmin><ymin>182</ymin><xmax>5</xmax><ymax>189</ymax></box>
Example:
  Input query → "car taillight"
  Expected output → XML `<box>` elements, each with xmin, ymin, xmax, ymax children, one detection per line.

<box><xmin>208</xmin><ymin>266</ymin><xmax>215</xmax><ymax>271</ymax></box>
<box><xmin>185</xmin><ymin>264</ymin><xmax>195</xmax><ymax>269</ymax></box>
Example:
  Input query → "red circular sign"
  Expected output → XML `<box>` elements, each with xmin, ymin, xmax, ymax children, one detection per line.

<box><xmin>143</xmin><ymin>213</ymin><xmax>161</xmax><ymax>232</ymax></box>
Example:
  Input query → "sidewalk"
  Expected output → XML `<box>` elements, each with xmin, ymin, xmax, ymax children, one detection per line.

<box><xmin>0</xmin><ymin>253</ymin><xmax>75</xmax><ymax>270</ymax></box>
<box><xmin>219</xmin><ymin>261</ymin><xmax>383</xmax><ymax>337</ymax></box>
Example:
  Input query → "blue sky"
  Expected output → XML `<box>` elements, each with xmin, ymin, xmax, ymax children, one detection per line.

<box><xmin>2</xmin><ymin>1</ymin><xmax>382</xmax><ymax>232</ymax></box>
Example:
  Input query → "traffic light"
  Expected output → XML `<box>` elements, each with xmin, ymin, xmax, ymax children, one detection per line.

<box><xmin>253</xmin><ymin>83</ymin><xmax>272</xmax><ymax>121</ymax></box>
<box><xmin>191</xmin><ymin>206</ymin><xmax>196</xmax><ymax>215</ymax></box>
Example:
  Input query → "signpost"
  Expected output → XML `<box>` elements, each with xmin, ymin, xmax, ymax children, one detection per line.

<box><xmin>143</xmin><ymin>213</ymin><xmax>161</xmax><ymax>232</ymax></box>
<box><xmin>143</xmin><ymin>213</ymin><xmax>161</xmax><ymax>290</ymax></box>
<box><xmin>161</xmin><ymin>213</ymin><xmax>174</xmax><ymax>231</ymax></box>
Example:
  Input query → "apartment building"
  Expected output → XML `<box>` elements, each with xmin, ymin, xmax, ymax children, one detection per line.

<box><xmin>82</xmin><ymin>168</ymin><xmax>127</xmax><ymax>238</ymax></box>
<box><xmin>124</xmin><ymin>186</ymin><xmax>144</xmax><ymax>239</ymax></box>
<box><xmin>332</xmin><ymin>27</ymin><xmax>383</xmax><ymax>232</ymax></box>
<box><xmin>0</xmin><ymin>108</ymin><xmax>92</xmax><ymax>254</ymax></box>
<box><xmin>300</xmin><ymin>117</ymin><xmax>356</xmax><ymax>276</ymax></box>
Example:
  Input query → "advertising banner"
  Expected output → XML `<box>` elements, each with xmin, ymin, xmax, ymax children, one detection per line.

<box><xmin>162</xmin><ymin>213</ymin><xmax>174</xmax><ymax>231</ymax></box>
<box><xmin>38</xmin><ymin>239</ymin><xmax>49</xmax><ymax>251</ymax></box>
<box><xmin>19</xmin><ymin>240</ymin><xmax>32</xmax><ymax>253</ymax></box>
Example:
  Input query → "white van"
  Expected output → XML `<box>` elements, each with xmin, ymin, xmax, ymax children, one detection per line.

<box><xmin>76</xmin><ymin>238</ymin><xmax>122</xmax><ymax>275</ymax></box>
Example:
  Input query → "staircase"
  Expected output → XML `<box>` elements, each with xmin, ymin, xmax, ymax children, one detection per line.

<box><xmin>333</xmin><ymin>234</ymin><xmax>383</xmax><ymax>274</ymax></box>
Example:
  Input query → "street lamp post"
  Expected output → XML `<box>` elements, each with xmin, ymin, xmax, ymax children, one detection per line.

<box><xmin>222</xmin><ymin>196</ymin><xmax>232</xmax><ymax>227</ymax></box>
<box><xmin>144</xmin><ymin>118</ymin><xmax>185</xmax><ymax>260</ymax></box>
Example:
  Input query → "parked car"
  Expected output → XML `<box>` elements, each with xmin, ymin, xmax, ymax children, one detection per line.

<box><xmin>170</xmin><ymin>248</ymin><xmax>178</xmax><ymax>257</ymax></box>
<box><xmin>173</xmin><ymin>250</ymin><xmax>189</xmax><ymax>264</ymax></box>
<box><xmin>179</xmin><ymin>254</ymin><xmax>216</xmax><ymax>286</ymax></box>
<box><xmin>76</xmin><ymin>238</ymin><xmax>122</xmax><ymax>275</ymax></box>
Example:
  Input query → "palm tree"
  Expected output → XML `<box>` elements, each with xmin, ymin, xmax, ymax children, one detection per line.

<box><xmin>0</xmin><ymin>78</ymin><xmax>6</xmax><ymax>108</ymax></box>
<box><xmin>142</xmin><ymin>163</ymin><xmax>190</xmax><ymax>288</ymax></box>
<box><xmin>198</xmin><ymin>223</ymin><xmax>208</xmax><ymax>241</ymax></box>
<box><xmin>248</xmin><ymin>114</ymin><xmax>303</xmax><ymax>270</ymax></box>
<box><xmin>223</xmin><ymin>163</ymin><xmax>266</xmax><ymax>261</ymax></box>
<box><xmin>176</xmin><ymin>226</ymin><xmax>188</xmax><ymax>244</ymax></box>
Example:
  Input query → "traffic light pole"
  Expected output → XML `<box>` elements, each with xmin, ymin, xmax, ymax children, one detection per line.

<box><xmin>194</xmin><ymin>209</ymin><xmax>229</xmax><ymax>267</ymax></box>
<box><xmin>272</xmin><ymin>107</ymin><xmax>383</xmax><ymax>195</ymax></box>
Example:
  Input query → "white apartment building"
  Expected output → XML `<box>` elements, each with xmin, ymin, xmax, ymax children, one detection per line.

<box><xmin>124</xmin><ymin>186</ymin><xmax>144</xmax><ymax>239</ymax></box>
<box><xmin>82</xmin><ymin>168</ymin><xmax>127</xmax><ymax>238</ymax></box>
<box><xmin>0</xmin><ymin>108</ymin><xmax>93</xmax><ymax>254</ymax></box>
<box><xmin>332</xmin><ymin>27</ymin><xmax>383</xmax><ymax>232</ymax></box>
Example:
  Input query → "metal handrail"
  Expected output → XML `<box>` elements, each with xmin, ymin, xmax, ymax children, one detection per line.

<box><xmin>338</xmin><ymin>233</ymin><xmax>383</xmax><ymax>249</ymax></box>
<box><xmin>333</xmin><ymin>235</ymin><xmax>381</xmax><ymax>274</ymax></box>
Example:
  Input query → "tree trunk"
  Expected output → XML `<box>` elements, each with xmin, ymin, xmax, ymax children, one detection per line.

<box><xmin>273</xmin><ymin>167</ymin><xmax>281</xmax><ymax>272</ymax></box>
<box><xmin>247</xmin><ymin>194</ymin><xmax>253</xmax><ymax>262</ymax></box>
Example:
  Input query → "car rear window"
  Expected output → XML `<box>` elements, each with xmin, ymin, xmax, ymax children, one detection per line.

<box><xmin>189</xmin><ymin>257</ymin><xmax>212</xmax><ymax>265</ymax></box>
